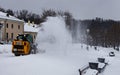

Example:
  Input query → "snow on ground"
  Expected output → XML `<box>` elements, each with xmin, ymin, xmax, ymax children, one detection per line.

<box><xmin>0</xmin><ymin>44</ymin><xmax>12</xmax><ymax>54</ymax></box>
<box><xmin>0</xmin><ymin>44</ymin><xmax>89</xmax><ymax>75</ymax></box>
<box><xmin>0</xmin><ymin>52</ymin><xmax>75</xmax><ymax>75</ymax></box>
<box><xmin>1</xmin><ymin>44</ymin><xmax>119</xmax><ymax>75</ymax></box>
<box><xmin>84</xmin><ymin>68</ymin><xmax>98</xmax><ymax>75</ymax></box>
<box><xmin>103</xmin><ymin>52</ymin><xmax>120</xmax><ymax>75</ymax></box>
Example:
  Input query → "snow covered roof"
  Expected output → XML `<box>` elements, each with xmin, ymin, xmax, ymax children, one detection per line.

<box><xmin>0</xmin><ymin>11</ymin><xmax>24</xmax><ymax>22</ymax></box>
<box><xmin>24</xmin><ymin>23</ymin><xmax>39</xmax><ymax>33</ymax></box>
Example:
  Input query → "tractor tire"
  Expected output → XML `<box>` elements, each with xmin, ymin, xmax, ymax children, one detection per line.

<box><xmin>15</xmin><ymin>54</ymin><xmax>20</xmax><ymax>56</ymax></box>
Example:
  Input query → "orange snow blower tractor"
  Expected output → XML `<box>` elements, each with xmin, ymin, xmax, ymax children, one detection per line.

<box><xmin>12</xmin><ymin>34</ymin><xmax>37</xmax><ymax>56</ymax></box>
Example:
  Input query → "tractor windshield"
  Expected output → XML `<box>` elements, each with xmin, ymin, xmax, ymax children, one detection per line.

<box><xmin>16</xmin><ymin>35</ymin><xmax>26</xmax><ymax>41</ymax></box>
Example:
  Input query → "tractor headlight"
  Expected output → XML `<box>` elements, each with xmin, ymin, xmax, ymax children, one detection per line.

<box><xmin>14</xmin><ymin>49</ymin><xmax>17</xmax><ymax>51</ymax></box>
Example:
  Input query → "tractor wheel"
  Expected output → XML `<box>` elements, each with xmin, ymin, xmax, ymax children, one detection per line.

<box><xmin>15</xmin><ymin>54</ymin><xmax>20</xmax><ymax>56</ymax></box>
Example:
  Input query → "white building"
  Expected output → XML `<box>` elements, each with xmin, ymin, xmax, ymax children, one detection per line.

<box><xmin>0</xmin><ymin>11</ymin><xmax>24</xmax><ymax>42</ymax></box>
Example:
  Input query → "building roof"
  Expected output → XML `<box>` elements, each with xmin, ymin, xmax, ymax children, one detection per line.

<box><xmin>24</xmin><ymin>23</ymin><xmax>39</xmax><ymax>33</ymax></box>
<box><xmin>0</xmin><ymin>11</ymin><xmax>24</xmax><ymax>22</ymax></box>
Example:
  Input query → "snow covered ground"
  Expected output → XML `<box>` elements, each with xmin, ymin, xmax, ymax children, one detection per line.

<box><xmin>0</xmin><ymin>44</ymin><xmax>120</xmax><ymax>75</ymax></box>
<box><xmin>0</xmin><ymin>16</ymin><xmax>120</xmax><ymax>75</ymax></box>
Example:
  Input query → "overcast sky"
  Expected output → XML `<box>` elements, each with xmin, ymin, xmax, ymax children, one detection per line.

<box><xmin>0</xmin><ymin>0</ymin><xmax>120</xmax><ymax>20</ymax></box>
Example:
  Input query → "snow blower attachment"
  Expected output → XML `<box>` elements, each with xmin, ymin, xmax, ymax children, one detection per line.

<box><xmin>12</xmin><ymin>34</ymin><xmax>37</xmax><ymax>56</ymax></box>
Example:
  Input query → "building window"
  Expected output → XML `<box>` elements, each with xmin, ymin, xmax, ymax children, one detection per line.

<box><xmin>6</xmin><ymin>23</ymin><xmax>8</xmax><ymax>28</ymax></box>
<box><xmin>18</xmin><ymin>25</ymin><xmax>20</xmax><ymax>29</ymax></box>
<box><xmin>6</xmin><ymin>33</ymin><xmax>8</xmax><ymax>39</ymax></box>
<box><xmin>11</xmin><ymin>24</ymin><xmax>13</xmax><ymax>29</ymax></box>
<box><xmin>11</xmin><ymin>33</ymin><xmax>13</xmax><ymax>39</ymax></box>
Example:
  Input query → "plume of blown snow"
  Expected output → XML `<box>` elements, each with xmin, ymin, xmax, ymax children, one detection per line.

<box><xmin>35</xmin><ymin>16</ymin><xmax>72</xmax><ymax>53</ymax></box>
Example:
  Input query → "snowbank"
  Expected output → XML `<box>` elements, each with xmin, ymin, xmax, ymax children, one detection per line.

<box><xmin>0</xmin><ymin>44</ymin><xmax>12</xmax><ymax>53</ymax></box>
